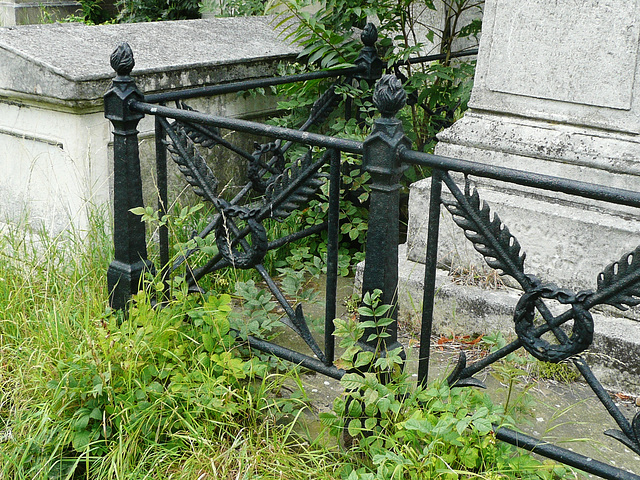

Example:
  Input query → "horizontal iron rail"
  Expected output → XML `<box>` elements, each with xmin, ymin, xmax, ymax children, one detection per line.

<box><xmin>144</xmin><ymin>66</ymin><xmax>364</xmax><ymax>103</ymax></box>
<box><xmin>400</xmin><ymin>148</ymin><xmax>640</xmax><ymax>208</ymax></box>
<box><xmin>247</xmin><ymin>335</ymin><xmax>345</xmax><ymax>380</ymax></box>
<box><xmin>403</xmin><ymin>47</ymin><xmax>478</xmax><ymax>66</ymax></box>
<box><xmin>130</xmin><ymin>100</ymin><xmax>364</xmax><ymax>154</ymax></box>
<box><xmin>495</xmin><ymin>427</ymin><xmax>640</xmax><ymax>480</ymax></box>
<box><xmin>143</xmin><ymin>49</ymin><xmax>479</xmax><ymax>104</ymax></box>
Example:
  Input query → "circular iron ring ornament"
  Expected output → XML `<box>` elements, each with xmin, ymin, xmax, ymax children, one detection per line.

<box><xmin>513</xmin><ymin>283</ymin><xmax>594</xmax><ymax>363</ymax></box>
<box><xmin>216</xmin><ymin>214</ymin><xmax>268</xmax><ymax>270</ymax></box>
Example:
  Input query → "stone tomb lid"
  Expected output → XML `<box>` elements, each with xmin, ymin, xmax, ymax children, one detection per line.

<box><xmin>0</xmin><ymin>17</ymin><xmax>299</xmax><ymax>105</ymax></box>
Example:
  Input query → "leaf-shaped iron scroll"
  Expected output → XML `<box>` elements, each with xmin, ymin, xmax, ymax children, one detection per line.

<box><xmin>596</xmin><ymin>245</ymin><xmax>640</xmax><ymax>311</ymax></box>
<box><xmin>441</xmin><ymin>178</ymin><xmax>527</xmax><ymax>286</ymax></box>
<box><xmin>306</xmin><ymin>84</ymin><xmax>340</xmax><ymax>128</ymax></box>
<box><xmin>165</xmin><ymin>123</ymin><xmax>219</xmax><ymax>205</ymax></box>
<box><xmin>264</xmin><ymin>150</ymin><xmax>327</xmax><ymax>220</ymax></box>
<box><xmin>248</xmin><ymin>142</ymin><xmax>284</xmax><ymax>195</ymax></box>
<box><xmin>176</xmin><ymin>102</ymin><xmax>222</xmax><ymax>149</ymax></box>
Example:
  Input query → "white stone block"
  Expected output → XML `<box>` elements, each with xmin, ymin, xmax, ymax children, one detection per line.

<box><xmin>0</xmin><ymin>18</ymin><xmax>299</xmax><ymax>234</ymax></box>
<box><xmin>471</xmin><ymin>0</ymin><xmax>640</xmax><ymax>134</ymax></box>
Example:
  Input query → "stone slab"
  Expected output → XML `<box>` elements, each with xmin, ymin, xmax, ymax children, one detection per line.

<box><xmin>0</xmin><ymin>18</ymin><xmax>300</xmax><ymax>233</ymax></box>
<box><xmin>487</xmin><ymin>0</ymin><xmax>639</xmax><ymax>110</ymax></box>
<box><xmin>384</xmin><ymin>245</ymin><xmax>640</xmax><ymax>394</ymax></box>
<box><xmin>0</xmin><ymin>17</ymin><xmax>299</xmax><ymax>105</ymax></box>
<box><xmin>470</xmin><ymin>0</ymin><xmax>640</xmax><ymax>134</ymax></box>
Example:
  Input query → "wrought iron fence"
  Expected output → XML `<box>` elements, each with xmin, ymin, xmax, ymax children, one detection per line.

<box><xmin>105</xmin><ymin>26</ymin><xmax>640</xmax><ymax>480</ymax></box>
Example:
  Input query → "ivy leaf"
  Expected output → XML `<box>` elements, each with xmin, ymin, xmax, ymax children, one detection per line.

<box><xmin>404</xmin><ymin>418</ymin><xmax>432</xmax><ymax>434</ymax></box>
<box><xmin>365</xmin><ymin>417</ymin><xmax>378</xmax><ymax>431</ymax></box>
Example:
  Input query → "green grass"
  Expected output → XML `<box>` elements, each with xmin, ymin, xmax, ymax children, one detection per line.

<box><xmin>0</xmin><ymin>211</ymin><xmax>580</xmax><ymax>480</ymax></box>
<box><xmin>0</xmin><ymin>212</ymin><xmax>338</xmax><ymax>479</ymax></box>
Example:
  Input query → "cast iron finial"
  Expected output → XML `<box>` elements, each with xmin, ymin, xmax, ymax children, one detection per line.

<box><xmin>110</xmin><ymin>42</ymin><xmax>135</xmax><ymax>77</ymax></box>
<box><xmin>361</xmin><ymin>22</ymin><xmax>378</xmax><ymax>47</ymax></box>
<box><xmin>372</xmin><ymin>74</ymin><xmax>407</xmax><ymax>118</ymax></box>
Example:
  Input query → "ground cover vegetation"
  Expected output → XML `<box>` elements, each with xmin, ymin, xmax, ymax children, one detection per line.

<box><xmin>0</xmin><ymin>209</ymin><xmax>582</xmax><ymax>479</ymax></box>
<box><xmin>16</xmin><ymin>1</ymin><xmax>585</xmax><ymax>477</ymax></box>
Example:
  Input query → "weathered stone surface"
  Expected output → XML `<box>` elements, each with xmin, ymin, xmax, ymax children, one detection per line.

<box><xmin>0</xmin><ymin>18</ymin><xmax>299</xmax><ymax>233</ymax></box>
<box><xmin>487</xmin><ymin>0</ymin><xmax>639</xmax><ymax>110</ymax></box>
<box><xmin>471</xmin><ymin>0</ymin><xmax>640</xmax><ymax>134</ymax></box>
<box><xmin>361</xmin><ymin>246</ymin><xmax>640</xmax><ymax>393</ymax></box>
<box><xmin>0</xmin><ymin>17</ymin><xmax>299</xmax><ymax>107</ymax></box>
<box><xmin>405</xmin><ymin>0</ymin><xmax>640</xmax><ymax>295</ymax></box>
<box><xmin>408</xmin><ymin>111</ymin><xmax>640</xmax><ymax>295</ymax></box>
<box><xmin>399</xmin><ymin>0</ymin><xmax>640</xmax><ymax>390</ymax></box>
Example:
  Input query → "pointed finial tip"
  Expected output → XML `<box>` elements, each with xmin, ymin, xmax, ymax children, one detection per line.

<box><xmin>373</xmin><ymin>74</ymin><xmax>406</xmax><ymax>118</ymax></box>
<box><xmin>110</xmin><ymin>42</ymin><xmax>135</xmax><ymax>77</ymax></box>
<box><xmin>361</xmin><ymin>22</ymin><xmax>378</xmax><ymax>47</ymax></box>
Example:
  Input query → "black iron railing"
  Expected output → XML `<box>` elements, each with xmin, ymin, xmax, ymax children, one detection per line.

<box><xmin>104</xmin><ymin>26</ymin><xmax>640</xmax><ymax>480</ymax></box>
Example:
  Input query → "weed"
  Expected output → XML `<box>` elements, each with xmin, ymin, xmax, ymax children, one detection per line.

<box><xmin>449</xmin><ymin>263</ymin><xmax>505</xmax><ymax>289</ymax></box>
<box><xmin>531</xmin><ymin>361</ymin><xmax>580</xmax><ymax>384</ymax></box>
<box><xmin>0</xmin><ymin>213</ymin><xmax>321</xmax><ymax>480</ymax></box>
<box><xmin>319</xmin><ymin>292</ymin><xmax>575</xmax><ymax>480</ymax></box>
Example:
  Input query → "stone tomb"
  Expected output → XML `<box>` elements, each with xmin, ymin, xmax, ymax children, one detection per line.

<box><xmin>399</xmin><ymin>0</ymin><xmax>640</xmax><ymax>390</ymax></box>
<box><xmin>0</xmin><ymin>0</ymin><xmax>80</xmax><ymax>27</ymax></box>
<box><xmin>0</xmin><ymin>17</ymin><xmax>298</xmax><ymax>234</ymax></box>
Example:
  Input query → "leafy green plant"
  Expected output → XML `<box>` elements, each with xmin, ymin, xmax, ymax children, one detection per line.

<box><xmin>0</xmin><ymin>210</ymin><xmax>333</xmax><ymax>480</ymax></box>
<box><xmin>116</xmin><ymin>0</ymin><xmax>199</xmax><ymax>22</ymax></box>
<box><xmin>264</xmin><ymin>0</ymin><xmax>483</xmax><ymax>275</ymax></box>
<box><xmin>319</xmin><ymin>292</ymin><xmax>575</xmax><ymax>480</ymax></box>
<box><xmin>231</xmin><ymin>279</ymin><xmax>281</xmax><ymax>339</ymax></box>
<box><xmin>199</xmin><ymin>0</ymin><xmax>265</xmax><ymax>16</ymax></box>
<box><xmin>271</xmin><ymin>0</ymin><xmax>482</xmax><ymax>151</ymax></box>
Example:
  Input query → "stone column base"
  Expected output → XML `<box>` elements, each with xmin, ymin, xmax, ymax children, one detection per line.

<box><xmin>0</xmin><ymin>0</ymin><xmax>80</xmax><ymax>26</ymax></box>
<box><xmin>406</xmin><ymin>111</ymin><xmax>640</xmax><ymax>302</ymax></box>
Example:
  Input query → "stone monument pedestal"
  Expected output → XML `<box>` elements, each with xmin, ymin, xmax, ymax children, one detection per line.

<box><xmin>408</xmin><ymin>0</ymin><xmax>640</xmax><ymax>295</ymax></box>
<box><xmin>397</xmin><ymin>0</ymin><xmax>640</xmax><ymax>390</ymax></box>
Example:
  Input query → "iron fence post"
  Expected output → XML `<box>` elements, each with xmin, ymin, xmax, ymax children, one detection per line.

<box><xmin>104</xmin><ymin>43</ymin><xmax>153</xmax><ymax>310</ymax></box>
<box><xmin>353</xmin><ymin>23</ymin><xmax>383</xmax><ymax>124</ymax></box>
<box><xmin>359</xmin><ymin>75</ymin><xmax>410</xmax><ymax>360</ymax></box>
<box><xmin>355</xmin><ymin>23</ymin><xmax>384</xmax><ymax>84</ymax></box>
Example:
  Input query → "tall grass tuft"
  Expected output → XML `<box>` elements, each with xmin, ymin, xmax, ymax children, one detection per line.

<box><xmin>0</xmin><ymin>211</ymin><xmax>337</xmax><ymax>480</ymax></box>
